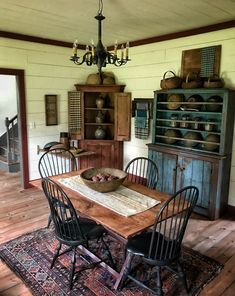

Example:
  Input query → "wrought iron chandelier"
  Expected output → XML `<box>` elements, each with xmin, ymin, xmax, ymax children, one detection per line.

<box><xmin>70</xmin><ymin>0</ymin><xmax>130</xmax><ymax>76</ymax></box>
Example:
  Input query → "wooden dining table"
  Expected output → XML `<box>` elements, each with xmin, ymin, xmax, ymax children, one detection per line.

<box><xmin>31</xmin><ymin>169</ymin><xmax>170</xmax><ymax>290</ymax></box>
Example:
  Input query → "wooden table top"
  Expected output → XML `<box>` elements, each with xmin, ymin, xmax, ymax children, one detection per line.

<box><xmin>31</xmin><ymin>170</ymin><xmax>170</xmax><ymax>240</ymax></box>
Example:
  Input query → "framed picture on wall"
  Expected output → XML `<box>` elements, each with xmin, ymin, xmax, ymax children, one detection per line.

<box><xmin>45</xmin><ymin>95</ymin><xmax>58</xmax><ymax>126</ymax></box>
<box><xmin>181</xmin><ymin>45</ymin><xmax>221</xmax><ymax>79</ymax></box>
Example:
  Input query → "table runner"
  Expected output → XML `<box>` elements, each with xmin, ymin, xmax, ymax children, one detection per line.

<box><xmin>58</xmin><ymin>175</ymin><xmax>160</xmax><ymax>217</ymax></box>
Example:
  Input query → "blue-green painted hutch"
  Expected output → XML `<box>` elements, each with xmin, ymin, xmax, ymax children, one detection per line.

<box><xmin>148</xmin><ymin>88</ymin><xmax>235</xmax><ymax>219</ymax></box>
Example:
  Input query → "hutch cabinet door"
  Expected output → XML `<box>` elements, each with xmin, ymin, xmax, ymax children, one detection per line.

<box><xmin>78</xmin><ymin>140</ymin><xmax>123</xmax><ymax>169</ymax></box>
<box><xmin>176</xmin><ymin>157</ymin><xmax>211</xmax><ymax>211</ymax></box>
<box><xmin>114</xmin><ymin>93</ymin><xmax>131</xmax><ymax>141</ymax></box>
<box><xmin>148</xmin><ymin>149</ymin><xmax>177</xmax><ymax>194</ymax></box>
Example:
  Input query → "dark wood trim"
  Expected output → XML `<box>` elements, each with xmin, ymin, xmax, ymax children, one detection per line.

<box><xmin>227</xmin><ymin>205</ymin><xmax>235</xmax><ymax>216</ymax></box>
<box><xmin>0</xmin><ymin>30</ymin><xmax>85</xmax><ymax>49</ymax></box>
<box><xmin>0</xmin><ymin>68</ymin><xmax>29</xmax><ymax>189</ymax></box>
<box><xmin>0</xmin><ymin>20</ymin><xmax>234</xmax><ymax>49</ymax></box>
<box><xmin>127</xmin><ymin>20</ymin><xmax>235</xmax><ymax>48</ymax></box>
<box><xmin>74</xmin><ymin>84</ymin><xmax>125</xmax><ymax>92</ymax></box>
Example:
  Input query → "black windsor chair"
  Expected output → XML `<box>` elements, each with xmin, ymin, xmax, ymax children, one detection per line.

<box><xmin>42</xmin><ymin>178</ymin><xmax>114</xmax><ymax>290</ymax></box>
<box><xmin>38</xmin><ymin>147</ymin><xmax>77</xmax><ymax>227</ymax></box>
<box><xmin>118</xmin><ymin>185</ymin><xmax>199</xmax><ymax>295</ymax></box>
<box><xmin>38</xmin><ymin>147</ymin><xmax>77</xmax><ymax>178</ymax></box>
<box><xmin>125</xmin><ymin>157</ymin><xmax>159</xmax><ymax>189</ymax></box>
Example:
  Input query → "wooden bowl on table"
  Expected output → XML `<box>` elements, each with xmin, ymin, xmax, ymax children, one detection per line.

<box><xmin>80</xmin><ymin>167</ymin><xmax>127</xmax><ymax>193</ymax></box>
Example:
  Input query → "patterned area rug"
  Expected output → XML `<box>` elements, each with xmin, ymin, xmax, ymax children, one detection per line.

<box><xmin>0</xmin><ymin>228</ymin><xmax>223</xmax><ymax>296</ymax></box>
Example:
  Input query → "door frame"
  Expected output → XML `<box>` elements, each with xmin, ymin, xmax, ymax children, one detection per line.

<box><xmin>0</xmin><ymin>68</ymin><xmax>29</xmax><ymax>188</ymax></box>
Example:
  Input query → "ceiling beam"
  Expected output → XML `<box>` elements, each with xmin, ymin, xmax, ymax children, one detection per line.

<box><xmin>0</xmin><ymin>20</ymin><xmax>234</xmax><ymax>50</ymax></box>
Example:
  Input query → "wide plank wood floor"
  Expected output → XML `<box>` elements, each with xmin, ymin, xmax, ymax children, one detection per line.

<box><xmin>0</xmin><ymin>170</ymin><xmax>235</xmax><ymax>295</ymax></box>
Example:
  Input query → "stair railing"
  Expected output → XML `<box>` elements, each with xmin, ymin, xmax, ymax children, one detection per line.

<box><xmin>5</xmin><ymin>115</ymin><xmax>18</xmax><ymax>163</ymax></box>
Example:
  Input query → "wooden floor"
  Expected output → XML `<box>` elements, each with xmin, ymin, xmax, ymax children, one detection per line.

<box><xmin>0</xmin><ymin>170</ymin><xmax>235</xmax><ymax>295</ymax></box>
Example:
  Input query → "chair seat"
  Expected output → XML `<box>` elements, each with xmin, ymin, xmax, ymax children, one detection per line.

<box><xmin>80</xmin><ymin>217</ymin><xmax>105</xmax><ymax>240</ymax></box>
<box><xmin>56</xmin><ymin>217</ymin><xmax>105</xmax><ymax>244</ymax></box>
<box><xmin>127</xmin><ymin>231</ymin><xmax>178</xmax><ymax>263</ymax></box>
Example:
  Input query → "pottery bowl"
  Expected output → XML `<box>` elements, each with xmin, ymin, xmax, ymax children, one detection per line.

<box><xmin>80</xmin><ymin>167</ymin><xmax>127</xmax><ymax>193</ymax></box>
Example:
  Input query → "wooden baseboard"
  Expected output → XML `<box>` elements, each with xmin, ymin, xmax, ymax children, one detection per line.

<box><xmin>227</xmin><ymin>205</ymin><xmax>235</xmax><ymax>216</ymax></box>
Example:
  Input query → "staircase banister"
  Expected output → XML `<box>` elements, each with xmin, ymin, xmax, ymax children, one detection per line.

<box><xmin>5</xmin><ymin>115</ymin><xmax>18</xmax><ymax>127</ymax></box>
<box><xmin>3</xmin><ymin>114</ymin><xmax>18</xmax><ymax>164</ymax></box>
<box><xmin>10</xmin><ymin>114</ymin><xmax>18</xmax><ymax>122</ymax></box>
<box><xmin>5</xmin><ymin>117</ymin><xmax>9</xmax><ymax>128</ymax></box>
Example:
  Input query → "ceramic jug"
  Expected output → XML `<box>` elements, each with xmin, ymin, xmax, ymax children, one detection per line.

<box><xmin>95</xmin><ymin>126</ymin><xmax>106</xmax><ymax>139</ymax></box>
<box><xmin>95</xmin><ymin>111</ymin><xmax>104</xmax><ymax>123</ymax></box>
<box><xmin>96</xmin><ymin>95</ymin><xmax>105</xmax><ymax>108</ymax></box>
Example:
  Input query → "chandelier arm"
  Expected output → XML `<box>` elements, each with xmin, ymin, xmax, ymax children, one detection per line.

<box><xmin>114</xmin><ymin>61</ymin><xmax>125</xmax><ymax>67</ymax></box>
<box><xmin>70</xmin><ymin>52</ymin><xmax>92</xmax><ymax>65</ymax></box>
<box><xmin>113</xmin><ymin>58</ymin><xmax>128</xmax><ymax>67</ymax></box>
<box><xmin>106</xmin><ymin>52</ymin><xmax>116</xmax><ymax>64</ymax></box>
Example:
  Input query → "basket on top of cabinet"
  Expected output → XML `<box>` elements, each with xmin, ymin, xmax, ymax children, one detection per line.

<box><xmin>152</xmin><ymin>88</ymin><xmax>235</xmax><ymax>156</ymax></box>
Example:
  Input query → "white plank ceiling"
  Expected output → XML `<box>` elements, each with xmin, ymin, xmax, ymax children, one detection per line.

<box><xmin>0</xmin><ymin>0</ymin><xmax>234</xmax><ymax>46</ymax></box>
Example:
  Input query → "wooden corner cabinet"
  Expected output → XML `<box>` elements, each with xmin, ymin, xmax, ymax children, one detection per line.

<box><xmin>68</xmin><ymin>84</ymin><xmax>131</xmax><ymax>169</ymax></box>
<box><xmin>148</xmin><ymin>88</ymin><xmax>235</xmax><ymax>220</ymax></box>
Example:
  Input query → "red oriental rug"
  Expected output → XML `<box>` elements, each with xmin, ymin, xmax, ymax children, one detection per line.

<box><xmin>0</xmin><ymin>228</ymin><xmax>223</xmax><ymax>296</ymax></box>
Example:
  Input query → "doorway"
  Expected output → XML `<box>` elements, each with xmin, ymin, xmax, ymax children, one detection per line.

<box><xmin>0</xmin><ymin>68</ymin><xmax>29</xmax><ymax>189</ymax></box>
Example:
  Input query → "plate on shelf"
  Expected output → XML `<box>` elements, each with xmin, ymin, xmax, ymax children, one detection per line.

<box><xmin>167</xmin><ymin>94</ymin><xmax>184</xmax><ymax>110</ymax></box>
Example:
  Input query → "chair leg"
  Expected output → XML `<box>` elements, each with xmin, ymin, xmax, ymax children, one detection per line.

<box><xmin>50</xmin><ymin>242</ymin><xmax>61</xmax><ymax>269</ymax></box>
<box><xmin>156</xmin><ymin>266</ymin><xmax>163</xmax><ymax>296</ymax></box>
<box><xmin>177</xmin><ymin>261</ymin><xmax>189</xmax><ymax>293</ymax></box>
<box><xmin>69</xmin><ymin>247</ymin><xmax>77</xmax><ymax>290</ymax></box>
<box><xmin>47</xmin><ymin>214</ymin><xmax>52</xmax><ymax>228</ymax></box>
<box><xmin>123</xmin><ymin>244</ymin><xmax>127</xmax><ymax>262</ymax></box>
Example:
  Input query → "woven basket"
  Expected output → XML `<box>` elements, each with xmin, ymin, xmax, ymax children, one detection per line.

<box><xmin>102</xmin><ymin>72</ymin><xmax>116</xmax><ymax>85</ymax></box>
<box><xmin>86</xmin><ymin>73</ymin><xmax>102</xmax><ymax>85</ymax></box>
<box><xmin>203</xmin><ymin>75</ymin><xmax>224</xmax><ymax>88</ymax></box>
<box><xmin>160</xmin><ymin>71</ymin><xmax>182</xmax><ymax>89</ymax></box>
<box><xmin>182</xmin><ymin>72</ymin><xmax>202</xmax><ymax>89</ymax></box>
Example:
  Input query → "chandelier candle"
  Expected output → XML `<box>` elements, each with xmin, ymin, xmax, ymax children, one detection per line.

<box><xmin>72</xmin><ymin>40</ymin><xmax>78</xmax><ymax>56</ymax></box>
<box><xmin>126</xmin><ymin>42</ymin><xmax>129</xmax><ymax>59</ymax></box>
<box><xmin>114</xmin><ymin>40</ymin><xmax>118</xmax><ymax>57</ymax></box>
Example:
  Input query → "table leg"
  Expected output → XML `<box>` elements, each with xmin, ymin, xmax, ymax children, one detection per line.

<box><xmin>113</xmin><ymin>252</ymin><xmax>132</xmax><ymax>290</ymax></box>
<box><xmin>78</xmin><ymin>245</ymin><xmax>120</xmax><ymax>278</ymax></box>
<box><xmin>78</xmin><ymin>244</ymin><xmax>132</xmax><ymax>291</ymax></box>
